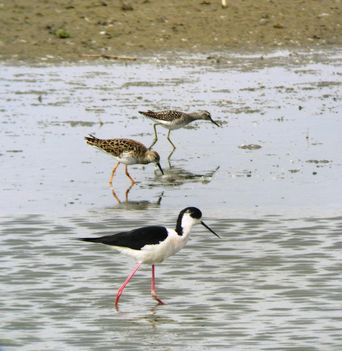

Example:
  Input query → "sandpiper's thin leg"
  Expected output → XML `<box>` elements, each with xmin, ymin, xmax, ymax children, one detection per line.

<box><xmin>151</xmin><ymin>264</ymin><xmax>165</xmax><ymax>305</ymax></box>
<box><xmin>124</xmin><ymin>165</ymin><xmax>137</xmax><ymax>185</ymax></box>
<box><xmin>109</xmin><ymin>162</ymin><xmax>120</xmax><ymax>185</ymax></box>
<box><xmin>167</xmin><ymin>148</ymin><xmax>176</xmax><ymax>161</ymax></box>
<box><xmin>149</xmin><ymin>124</ymin><xmax>159</xmax><ymax>148</ymax></box>
<box><xmin>167</xmin><ymin>130</ymin><xmax>176</xmax><ymax>150</ymax></box>
<box><xmin>115</xmin><ymin>261</ymin><xmax>142</xmax><ymax>307</ymax></box>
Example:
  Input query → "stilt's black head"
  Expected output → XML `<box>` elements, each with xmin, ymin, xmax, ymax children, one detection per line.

<box><xmin>175</xmin><ymin>207</ymin><xmax>220</xmax><ymax>238</ymax></box>
<box><xmin>182</xmin><ymin>207</ymin><xmax>202</xmax><ymax>219</ymax></box>
<box><xmin>175</xmin><ymin>207</ymin><xmax>201</xmax><ymax>234</ymax></box>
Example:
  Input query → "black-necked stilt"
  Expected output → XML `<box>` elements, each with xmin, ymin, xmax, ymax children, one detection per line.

<box><xmin>138</xmin><ymin>110</ymin><xmax>220</xmax><ymax>150</ymax></box>
<box><xmin>79</xmin><ymin>207</ymin><xmax>220</xmax><ymax>307</ymax></box>
<box><xmin>85</xmin><ymin>135</ymin><xmax>164</xmax><ymax>185</ymax></box>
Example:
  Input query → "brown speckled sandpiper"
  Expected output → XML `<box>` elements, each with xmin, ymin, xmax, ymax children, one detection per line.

<box><xmin>85</xmin><ymin>135</ymin><xmax>164</xmax><ymax>185</ymax></box>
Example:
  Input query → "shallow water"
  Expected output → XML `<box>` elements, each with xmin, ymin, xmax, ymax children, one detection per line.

<box><xmin>1</xmin><ymin>50</ymin><xmax>342</xmax><ymax>350</ymax></box>
<box><xmin>1</xmin><ymin>50</ymin><xmax>342</xmax><ymax>216</ymax></box>
<box><xmin>1</xmin><ymin>213</ymin><xmax>342</xmax><ymax>350</ymax></box>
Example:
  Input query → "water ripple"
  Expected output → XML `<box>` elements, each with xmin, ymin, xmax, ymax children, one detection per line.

<box><xmin>1</xmin><ymin>214</ymin><xmax>342</xmax><ymax>350</ymax></box>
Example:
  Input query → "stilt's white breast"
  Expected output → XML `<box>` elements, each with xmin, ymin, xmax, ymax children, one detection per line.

<box><xmin>111</xmin><ymin>228</ymin><xmax>188</xmax><ymax>264</ymax></box>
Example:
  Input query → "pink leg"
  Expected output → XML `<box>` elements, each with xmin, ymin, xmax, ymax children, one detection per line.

<box><xmin>115</xmin><ymin>261</ymin><xmax>142</xmax><ymax>307</ymax></box>
<box><xmin>151</xmin><ymin>265</ymin><xmax>165</xmax><ymax>305</ymax></box>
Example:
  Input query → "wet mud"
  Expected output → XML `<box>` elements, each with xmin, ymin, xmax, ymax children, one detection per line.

<box><xmin>0</xmin><ymin>0</ymin><xmax>341</xmax><ymax>62</ymax></box>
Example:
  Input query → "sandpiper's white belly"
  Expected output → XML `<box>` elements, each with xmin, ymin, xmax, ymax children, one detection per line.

<box><xmin>153</xmin><ymin>119</ymin><xmax>188</xmax><ymax>130</ymax></box>
<box><xmin>115</xmin><ymin>151</ymin><xmax>142</xmax><ymax>165</ymax></box>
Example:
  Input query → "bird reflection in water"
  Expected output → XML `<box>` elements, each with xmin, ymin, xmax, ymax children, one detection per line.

<box><xmin>159</xmin><ymin>164</ymin><xmax>220</xmax><ymax>186</ymax></box>
<box><xmin>110</xmin><ymin>185</ymin><xmax>164</xmax><ymax>210</ymax></box>
<box><xmin>110</xmin><ymin>184</ymin><xmax>135</xmax><ymax>204</ymax></box>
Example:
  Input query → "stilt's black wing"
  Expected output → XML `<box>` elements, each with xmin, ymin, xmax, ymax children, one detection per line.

<box><xmin>79</xmin><ymin>226</ymin><xmax>169</xmax><ymax>250</ymax></box>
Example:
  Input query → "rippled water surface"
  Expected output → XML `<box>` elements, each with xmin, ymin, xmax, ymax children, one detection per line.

<box><xmin>1</xmin><ymin>50</ymin><xmax>342</xmax><ymax>350</ymax></box>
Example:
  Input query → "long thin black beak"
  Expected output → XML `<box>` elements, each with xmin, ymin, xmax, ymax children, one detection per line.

<box><xmin>201</xmin><ymin>220</ymin><xmax>220</xmax><ymax>238</ymax></box>
<box><xmin>157</xmin><ymin>162</ymin><xmax>164</xmax><ymax>175</ymax></box>
<box><xmin>210</xmin><ymin>118</ymin><xmax>220</xmax><ymax>127</ymax></box>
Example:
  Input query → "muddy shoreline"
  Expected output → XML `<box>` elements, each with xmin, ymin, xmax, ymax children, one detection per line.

<box><xmin>0</xmin><ymin>0</ymin><xmax>341</xmax><ymax>62</ymax></box>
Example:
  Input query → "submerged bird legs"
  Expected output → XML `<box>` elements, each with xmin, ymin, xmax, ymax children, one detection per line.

<box><xmin>109</xmin><ymin>162</ymin><xmax>137</xmax><ymax>186</ymax></box>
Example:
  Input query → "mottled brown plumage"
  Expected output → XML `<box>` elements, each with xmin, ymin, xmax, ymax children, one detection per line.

<box><xmin>85</xmin><ymin>135</ymin><xmax>164</xmax><ymax>185</ymax></box>
<box><xmin>139</xmin><ymin>110</ymin><xmax>187</xmax><ymax>123</ymax></box>
<box><xmin>138</xmin><ymin>109</ymin><xmax>219</xmax><ymax>150</ymax></box>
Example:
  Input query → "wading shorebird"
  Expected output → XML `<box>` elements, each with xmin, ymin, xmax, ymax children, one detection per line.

<box><xmin>138</xmin><ymin>110</ymin><xmax>220</xmax><ymax>150</ymax></box>
<box><xmin>79</xmin><ymin>207</ymin><xmax>220</xmax><ymax>307</ymax></box>
<box><xmin>85</xmin><ymin>135</ymin><xmax>164</xmax><ymax>185</ymax></box>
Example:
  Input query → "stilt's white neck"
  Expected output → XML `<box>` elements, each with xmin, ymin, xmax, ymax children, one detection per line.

<box><xmin>176</xmin><ymin>212</ymin><xmax>200</xmax><ymax>238</ymax></box>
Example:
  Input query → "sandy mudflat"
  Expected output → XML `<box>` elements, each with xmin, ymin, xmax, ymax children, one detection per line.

<box><xmin>0</xmin><ymin>0</ymin><xmax>341</xmax><ymax>61</ymax></box>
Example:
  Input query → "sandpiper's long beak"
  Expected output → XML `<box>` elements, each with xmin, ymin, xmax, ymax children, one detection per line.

<box><xmin>157</xmin><ymin>162</ymin><xmax>164</xmax><ymax>175</ymax></box>
<box><xmin>210</xmin><ymin>118</ymin><xmax>220</xmax><ymax>127</ymax></box>
<box><xmin>201</xmin><ymin>221</ymin><xmax>220</xmax><ymax>238</ymax></box>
